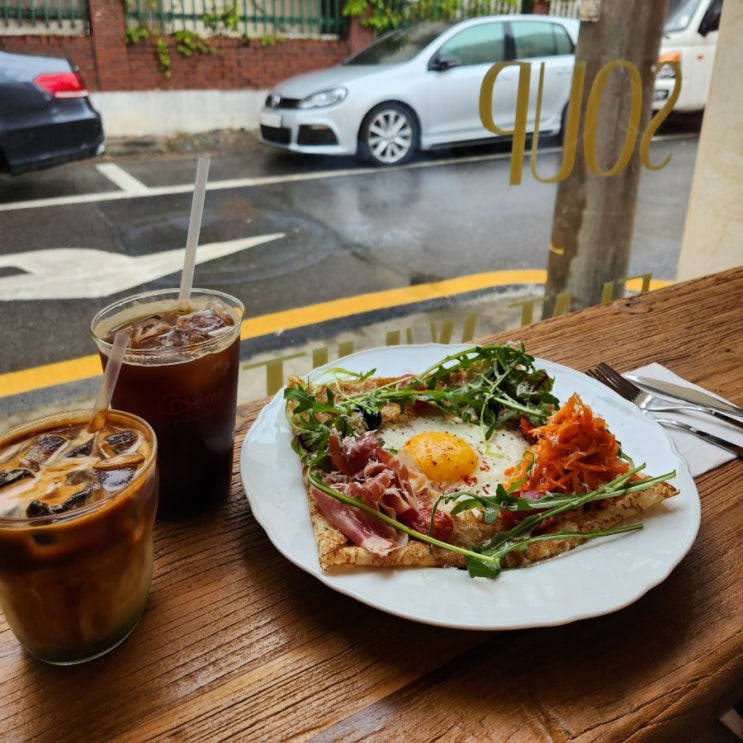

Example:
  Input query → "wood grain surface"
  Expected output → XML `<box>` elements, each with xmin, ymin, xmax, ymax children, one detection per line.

<box><xmin>1</xmin><ymin>267</ymin><xmax>741</xmax><ymax>742</ymax></box>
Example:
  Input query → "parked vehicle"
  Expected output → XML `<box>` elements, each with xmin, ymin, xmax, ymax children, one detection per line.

<box><xmin>654</xmin><ymin>0</ymin><xmax>722</xmax><ymax>112</ymax></box>
<box><xmin>260</xmin><ymin>15</ymin><xmax>579</xmax><ymax>166</ymax></box>
<box><xmin>0</xmin><ymin>47</ymin><xmax>105</xmax><ymax>176</ymax></box>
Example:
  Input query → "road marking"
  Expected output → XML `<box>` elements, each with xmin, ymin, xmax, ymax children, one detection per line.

<box><xmin>0</xmin><ymin>235</ymin><xmax>284</xmax><ymax>300</ymax></box>
<box><xmin>0</xmin><ymin>269</ymin><xmax>672</xmax><ymax>399</ymax></box>
<box><xmin>0</xmin><ymin>136</ymin><xmax>683</xmax><ymax>396</ymax></box>
<box><xmin>0</xmin><ymin>133</ymin><xmax>694</xmax><ymax>214</ymax></box>
<box><xmin>0</xmin><ymin>147</ymin><xmax>544</xmax><ymax>213</ymax></box>
<box><xmin>95</xmin><ymin>163</ymin><xmax>149</xmax><ymax>193</ymax></box>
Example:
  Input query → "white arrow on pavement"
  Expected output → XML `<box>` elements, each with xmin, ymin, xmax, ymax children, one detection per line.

<box><xmin>0</xmin><ymin>234</ymin><xmax>285</xmax><ymax>300</ymax></box>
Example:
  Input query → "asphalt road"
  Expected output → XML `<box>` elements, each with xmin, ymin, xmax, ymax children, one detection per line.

<box><xmin>0</xmin><ymin>123</ymin><xmax>699</xmax><ymax>417</ymax></box>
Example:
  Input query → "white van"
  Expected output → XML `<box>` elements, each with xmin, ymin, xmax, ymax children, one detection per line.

<box><xmin>654</xmin><ymin>0</ymin><xmax>723</xmax><ymax>111</ymax></box>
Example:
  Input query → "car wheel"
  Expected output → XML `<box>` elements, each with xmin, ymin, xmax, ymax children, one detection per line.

<box><xmin>359</xmin><ymin>103</ymin><xmax>419</xmax><ymax>166</ymax></box>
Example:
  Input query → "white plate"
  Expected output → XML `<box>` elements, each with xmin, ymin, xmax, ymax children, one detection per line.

<box><xmin>240</xmin><ymin>344</ymin><xmax>700</xmax><ymax>630</ymax></box>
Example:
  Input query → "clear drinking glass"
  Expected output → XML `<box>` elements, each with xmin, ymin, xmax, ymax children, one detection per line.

<box><xmin>0</xmin><ymin>409</ymin><xmax>158</xmax><ymax>665</ymax></box>
<box><xmin>90</xmin><ymin>288</ymin><xmax>243</xmax><ymax>518</ymax></box>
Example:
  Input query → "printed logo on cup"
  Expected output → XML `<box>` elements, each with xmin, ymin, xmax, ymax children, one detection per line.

<box><xmin>163</xmin><ymin>390</ymin><xmax>224</xmax><ymax>424</ymax></box>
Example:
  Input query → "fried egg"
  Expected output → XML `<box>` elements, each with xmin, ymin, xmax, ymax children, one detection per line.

<box><xmin>379</xmin><ymin>415</ymin><xmax>527</xmax><ymax>497</ymax></box>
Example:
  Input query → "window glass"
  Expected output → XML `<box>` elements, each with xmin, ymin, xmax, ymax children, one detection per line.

<box><xmin>345</xmin><ymin>22</ymin><xmax>453</xmax><ymax>65</ymax></box>
<box><xmin>665</xmin><ymin>0</ymin><xmax>705</xmax><ymax>32</ymax></box>
<box><xmin>699</xmin><ymin>0</ymin><xmax>723</xmax><ymax>33</ymax></box>
<box><xmin>554</xmin><ymin>24</ymin><xmax>574</xmax><ymax>55</ymax></box>
<box><xmin>511</xmin><ymin>21</ymin><xmax>570</xmax><ymax>59</ymax></box>
<box><xmin>437</xmin><ymin>22</ymin><xmax>506</xmax><ymax>66</ymax></box>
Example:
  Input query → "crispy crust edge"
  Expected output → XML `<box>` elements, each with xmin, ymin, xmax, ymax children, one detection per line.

<box><xmin>289</xmin><ymin>375</ymin><xmax>679</xmax><ymax>573</ymax></box>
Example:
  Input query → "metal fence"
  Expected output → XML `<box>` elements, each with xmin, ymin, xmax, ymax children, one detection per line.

<box><xmin>121</xmin><ymin>0</ymin><xmax>525</xmax><ymax>40</ymax></box>
<box><xmin>0</xmin><ymin>0</ymin><xmax>88</xmax><ymax>34</ymax></box>
<box><xmin>0</xmin><ymin>0</ymin><xmax>579</xmax><ymax>38</ymax></box>
<box><xmin>123</xmin><ymin>0</ymin><xmax>349</xmax><ymax>39</ymax></box>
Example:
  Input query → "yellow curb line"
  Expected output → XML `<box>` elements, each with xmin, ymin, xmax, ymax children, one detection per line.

<box><xmin>0</xmin><ymin>270</ymin><xmax>671</xmax><ymax>399</ymax></box>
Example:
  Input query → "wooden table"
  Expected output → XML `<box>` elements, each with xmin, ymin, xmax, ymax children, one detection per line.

<box><xmin>3</xmin><ymin>267</ymin><xmax>742</xmax><ymax>741</ymax></box>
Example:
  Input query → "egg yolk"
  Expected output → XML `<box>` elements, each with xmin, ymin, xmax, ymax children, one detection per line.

<box><xmin>403</xmin><ymin>431</ymin><xmax>478</xmax><ymax>483</ymax></box>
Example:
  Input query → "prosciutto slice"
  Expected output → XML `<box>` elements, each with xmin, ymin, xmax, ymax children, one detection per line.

<box><xmin>311</xmin><ymin>487</ymin><xmax>406</xmax><ymax>556</ymax></box>
<box><xmin>312</xmin><ymin>431</ymin><xmax>434</xmax><ymax>556</ymax></box>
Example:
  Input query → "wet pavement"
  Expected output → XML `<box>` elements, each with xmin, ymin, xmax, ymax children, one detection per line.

<box><xmin>1</xmin><ymin>279</ymin><xmax>541</xmax><ymax>429</ymax></box>
<box><xmin>1</xmin><ymin>121</ymin><xmax>701</xmax><ymax>428</ymax></box>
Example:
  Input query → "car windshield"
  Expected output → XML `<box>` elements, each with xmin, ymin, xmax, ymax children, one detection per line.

<box><xmin>343</xmin><ymin>22</ymin><xmax>453</xmax><ymax>65</ymax></box>
<box><xmin>664</xmin><ymin>0</ymin><xmax>704</xmax><ymax>33</ymax></box>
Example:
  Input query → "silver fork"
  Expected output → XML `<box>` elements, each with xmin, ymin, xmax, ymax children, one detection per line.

<box><xmin>586</xmin><ymin>363</ymin><xmax>742</xmax><ymax>425</ymax></box>
<box><xmin>586</xmin><ymin>362</ymin><xmax>743</xmax><ymax>457</ymax></box>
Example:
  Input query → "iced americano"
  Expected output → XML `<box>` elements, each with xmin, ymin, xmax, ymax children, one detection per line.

<box><xmin>0</xmin><ymin>410</ymin><xmax>158</xmax><ymax>664</ymax></box>
<box><xmin>91</xmin><ymin>289</ymin><xmax>243</xmax><ymax>517</ymax></box>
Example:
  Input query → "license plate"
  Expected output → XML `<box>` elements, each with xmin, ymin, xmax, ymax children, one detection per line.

<box><xmin>653</xmin><ymin>89</ymin><xmax>669</xmax><ymax>102</ymax></box>
<box><xmin>260</xmin><ymin>111</ymin><xmax>282</xmax><ymax>128</ymax></box>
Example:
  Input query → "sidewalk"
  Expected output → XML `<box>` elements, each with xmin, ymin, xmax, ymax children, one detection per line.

<box><xmin>104</xmin><ymin>128</ymin><xmax>264</xmax><ymax>160</ymax></box>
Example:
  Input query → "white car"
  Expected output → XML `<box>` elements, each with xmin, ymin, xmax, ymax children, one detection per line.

<box><xmin>654</xmin><ymin>0</ymin><xmax>722</xmax><ymax>112</ymax></box>
<box><xmin>260</xmin><ymin>15</ymin><xmax>579</xmax><ymax>166</ymax></box>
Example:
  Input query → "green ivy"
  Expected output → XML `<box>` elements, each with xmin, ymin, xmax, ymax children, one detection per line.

<box><xmin>259</xmin><ymin>34</ymin><xmax>286</xmax><ymax>47</ymax></box>
<box><xmin>203</xmin><ymin>1</ymin><xmax>240</xmax><ymax>32</ymax></box>
<box><xmin>173</xmin><ymin>29</ymin><xmax>212</xmax><ymax>57</ymax></box>
<box><xmin>123</xmin><ymin>25</ymin><xmax>150</xmax><ymax>44</ymax></box>
<box><xmin>123</xmin><ymin>0</ymin><xmax>520</xmax><ymax>75</ymax></box>
<box><xmin>343</xmin><ymin>0</ymin><xmax>518</xmax><ymax>33</ymax></box>
<box><xmin>122</xmin><ymin>0</ymin><xmax>243</xmax><ymax>76</ymax></box>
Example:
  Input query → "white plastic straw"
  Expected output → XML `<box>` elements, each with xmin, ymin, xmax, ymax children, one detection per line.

<box><xmin>88</xmin><ymin>331</ymin><xmax>129</xmax><ymax>432</ymax></box>
<box><xmin>178</xmin><ymin>157</ymin><xmax>211</xmax><ymax>308</ymax></box>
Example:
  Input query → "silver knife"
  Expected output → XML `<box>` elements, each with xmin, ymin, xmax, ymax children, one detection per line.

<box><xmin>654</xmin><ymin>418</ymin><xmax>743</xmax><ymax>459</ymax></box>
<box><xmin>628</xmin><ymin>375</ymin><xmax>743</xmax><ymax>419</ymax></box>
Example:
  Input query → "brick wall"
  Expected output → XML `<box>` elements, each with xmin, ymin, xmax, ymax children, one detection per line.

<box><xmin>0</xmin><ymin>0</ymin><xmax>374</xmax><ymax>92</ymax></box>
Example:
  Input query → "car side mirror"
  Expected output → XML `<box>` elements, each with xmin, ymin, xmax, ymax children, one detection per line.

<box><xmin>429</xmin><ymin>54</ymin><xmax>462</xmax><ymax>72</ymax></box>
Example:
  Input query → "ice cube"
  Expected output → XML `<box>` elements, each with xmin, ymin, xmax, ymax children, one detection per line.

<box><xmin>177</xmin><ymin>306</ymin><xmax>234</xmax><ymax>344</ymax></box>
<box><xmin>53</xmin><ymin>487</ymin><xmax>94</xmax><ymax>513</ymax></box>
<box><xmin>0</xmin><ymin>468</ymin><xmax>34</xmax><ymax>490</ymax></box>
<box><xmin>104</xmin><ymin>430</ymin><xmax>138</xmax><ymax>453</ymax></box>
<box><xmin>99</xmin><ymin>430</ymin><xmax>140</xmax><ymax>459</ymax></box>
<box><xmin>26</xmin><ymin>484</ymin><xmax>99</xmax><ymax>518</ymax></box>
<box><xmin>64</xmin><ymin>469</ymin><xmax>98</xmax><ymax>487</ymax></box>
<box><xmin>26</xmin><ymin>500</ymin><xmax>52</xmax><ymax>518</ymax></box>
<box><xmin>23</xmin><ymin>434</ymin><xmax>67</xmax><ymax>465</ymax></box>
<box><xmin>126</xmin><ymin>315</ymin><xmax>175</xmax><ymax>349</ymax></box>
<box><xmin>97</xmin><ymin>467</ymin><xmax>136</xmax><ymax>492</ymax></box>
<box><xmin>66</xmin><ymin>439</ymin><xmax>93</xmax><ymax>457</ymax></box>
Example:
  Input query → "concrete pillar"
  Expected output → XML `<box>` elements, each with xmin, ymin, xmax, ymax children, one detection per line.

<box><xmin>676</xmin><ymin>0</ymin><xmax>743</xmax><ymax>279</ymax></box>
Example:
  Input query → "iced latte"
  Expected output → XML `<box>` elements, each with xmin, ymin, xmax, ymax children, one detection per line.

<box><xmin>0</xmin><ymin>409</ymin><xmax>158</xmax><ymax>664</ymax></box>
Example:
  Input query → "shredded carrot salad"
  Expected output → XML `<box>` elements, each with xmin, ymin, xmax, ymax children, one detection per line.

<box><xmin>507</xmin><ymin>393</ymin><xmax>630</xmax><ymax>494</ymax></box>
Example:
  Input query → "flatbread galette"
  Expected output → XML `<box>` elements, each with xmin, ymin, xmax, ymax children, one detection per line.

<box><xmin>284</xmin><ymin>344</ymin><xmax>677</xmax><ymax>579</ymax></box>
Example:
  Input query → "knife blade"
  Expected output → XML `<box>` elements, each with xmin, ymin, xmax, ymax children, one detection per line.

<box><xmin>628</xmin><ymin>375</ymin><xmax>743</xmax><ymax>419</ymax></box>
<box><xmin>654</xmin><ymin>419</ymin><xmax>743</xmax><ymax>459</ymax></box>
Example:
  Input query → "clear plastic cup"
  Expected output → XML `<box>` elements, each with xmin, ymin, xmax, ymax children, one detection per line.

<box><xmin>90</xmin><ymin>288</ymin><xmax>243</xmax><ymax>518</ymax></box>
<box><xmin>0</xmin><ymin>409</ymin><xmax>158</xmax><ymax>665</ymax></box>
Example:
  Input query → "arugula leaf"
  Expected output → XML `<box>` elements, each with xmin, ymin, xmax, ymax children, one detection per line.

<box><xmin>284</xmin><ymin>343</ymin><xmax>674</xmax><ymax>580</ymax></box>
<box><xmin>286</xmin><ymin>343</ymin><xmax>559</xmax><ymax>471</ymax></box>
<box><xmin>306</xmin><ymin>465</ymin><xmax>673</xmax><ymax>580</ymax></box>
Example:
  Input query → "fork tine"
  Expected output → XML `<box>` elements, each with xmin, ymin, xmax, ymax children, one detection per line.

<box><xmin>597</xmin><ymin>363</ymin><xmax>640</xmax><ymax>396</ymax></box>
<box><xmin>586</xmin><ymin>362</ymin><xmax>641</xmax><ymax>402</ymax></box>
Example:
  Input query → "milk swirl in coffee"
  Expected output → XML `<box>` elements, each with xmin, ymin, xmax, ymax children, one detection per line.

<box><xmin>0</xmin><ymin>410</ymin><xmax>158</xmax><ymax>665</ymax></box>
<box><xmin>0</xmin><ymin>420</ymin><xmax>147</xmax><ymax>518</ymax></box>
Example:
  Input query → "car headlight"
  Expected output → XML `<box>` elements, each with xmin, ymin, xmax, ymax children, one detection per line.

<box><xmin>298</xmin><ymin>87</ymin><xmax>348</xmax><ymax>109</ymax></box>
<box><xmin>656</xmin><ymin>51</ymin><xmax>680</xmax><ymax>79</ymax></box>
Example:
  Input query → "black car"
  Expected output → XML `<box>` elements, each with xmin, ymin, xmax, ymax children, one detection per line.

<box><xmin>0</xmin><ymin>47</ymin><xmax>104</xmax><ymax>175</ymax></box>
